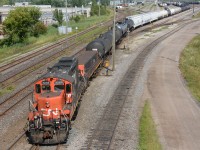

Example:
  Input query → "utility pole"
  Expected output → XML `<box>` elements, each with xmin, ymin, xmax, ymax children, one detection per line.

<box><xmin>66</xmin><ymin>0</ymin><xmax>68</xmax><ymax>34</ymax></box>
<box><xmin>112</xmin><ymin>0</ymin><xmax>116</xmax><ymax>71</ymax></box>
<box><xmin>193</xmin><ymin>1</ymin><xmax>195</xmax><ymax>16</ymax></box>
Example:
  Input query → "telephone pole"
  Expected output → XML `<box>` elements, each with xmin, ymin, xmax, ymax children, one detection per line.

<box><xmin>66</xmin><ymin>0</ymin><xmax>68</xmax><ymax>34</ymax></box>
<box><xmin>112</xmin><ymin>0</ymin><xmax>116</xmax><ymax>71</ymax></box>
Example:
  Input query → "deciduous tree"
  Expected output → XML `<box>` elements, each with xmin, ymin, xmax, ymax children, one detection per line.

<box><xmin>3</xmin><ymin>7</ymin><xmax>42</xmax><ymax>45</ymax></box>
<box><xmin>53</xmin><ymin>9</ymin><xmax>63</xmax><ymax>26</ymax></box>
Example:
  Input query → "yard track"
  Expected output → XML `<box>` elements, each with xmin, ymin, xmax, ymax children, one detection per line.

<box><xmin>6</xmin><ymin>132</ymin><xmax>26</xmax><ymax>150</ymax></box>
<box><xmin>2</xmin><ymin>9</ymin><xmax>197</xmax><ymax>150</ymax></box>
<box><xmin>0</xmin><ymin>20</ymin><xmax>111</xmax><ymax>73</ymax></box>
<box><xmin>0</xmin><ymin>8</ymin><xmax>193</xmax><ymax>121</ymax></box>
<box><xmin>0</xmin><ymin>44</ymin><xmax>85</xmax><ymax>117</ymax></box>
<box><xmin>0</xmin><ymin>12</ymin><xmax>129</xmax><ymax>119</ymax></box>
<box><xmin>83</xmin><ymin>18</ymin><xmax>197</xmax><ymax>150</ymax></box>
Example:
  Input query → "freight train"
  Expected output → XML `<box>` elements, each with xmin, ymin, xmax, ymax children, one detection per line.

<box><xmin>27</xmin><ymin>5</ymin><xmax>190</xmax><ymax>144</ymax></box>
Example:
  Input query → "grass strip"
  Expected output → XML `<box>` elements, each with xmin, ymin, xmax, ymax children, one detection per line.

<box><xmin>179</xmin><ymin>35</ymin><xmax>200</xmax><ymax>101</ymax></box>
<box><xmin>0</xmin><ymin>14</ymin><xmax>112</xmax><ymax>62</ymax></box>
<box><xmin>138</xmin><ymin>101</ymin><xmax>162</xmax><ymax>150</ymax></box>
<box><xmin>193</xmin><ymin>11</ymin><xmax>200</xmax><ymax>18</ymax></box>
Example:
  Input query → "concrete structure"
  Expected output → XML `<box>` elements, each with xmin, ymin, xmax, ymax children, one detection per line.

<box><xmin>0</xmin><ymin>5</ymin><xmax>91</xmax><ymax>26</ymax></box>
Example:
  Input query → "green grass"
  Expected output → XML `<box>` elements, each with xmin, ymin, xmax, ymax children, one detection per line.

<box><xmin>0</xmin><ymin>14</ymin><xmax>112</xmax><ymax>63</ymax></box>
<box><xmin>152</xmin><ymin>26</ymin><xmax>168</xmax><ymax>33</ymax></box>
<box><xmin>0</xmin><ymin>86</ymin><xmax>15</xmax><ymax>96</ymax></box>
<box><xmin>179</xmin><ymin>35</ymin><xmax>200</xmax><ymax>101</ymax></box>
<box><xmin>138</xmin><ymin>101</ymin><xmax>162</xmax><ymax>150</ymax></box>
<box><xmin>193</xmin><ymin>11</ymin><xmax>200</xmax><ymax>18</ymax></box>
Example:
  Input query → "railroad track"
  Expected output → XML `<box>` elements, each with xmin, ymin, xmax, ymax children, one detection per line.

<box><xmin>6</xmin><ymin>132</ymin><xmax>26</xmax><ymax>150</ymax></box>
<box><xmin>84</xmin><ymin>18</ymin><xmax>198</xmax><ymax>149</ymax></box>
<box><xmin>0</xmin><ymin>21</ymin><xmax>112</xmax><ymax>85</ymax></box>
<box><xmin>0</xmin><ymin>8</ymin><xmax>193</xmax><ymax>118</ymax></box>
<box><xmin>0</xmin><ymin>14</ymin><xmax>126</xmax><ymax>74</ymax></box>
<box><xmin>0</xmin><ymin>20</ymin><xmax>110</xmax><ymax>73</ymax></box>
<box><xmin>0</xmin><ymin>43</ymin><xmax>86</xmax><ymax>116</ymax></box>
<box><xmin>7</xmin><ymin>131</ymin><xmax>61</xmax><ymax>150</ymax></box>
<box><xmin>0</xmin><ymin>15</ymin><xmax>128</xmax><ymax>118</ymax></box>
<box><xmin>30</xmin><ymin>145</ymin><xmax>40</xmax><ymax>150</ymax></box>
<box><xmin>4</xmin><ymin>9</ymin><xmax>198</xmax><ymax>150</ymax></box>
<box><xmin>0</xmin><ymin>15</ymin><xmax>126</xmax><ymax>96</ymax></box>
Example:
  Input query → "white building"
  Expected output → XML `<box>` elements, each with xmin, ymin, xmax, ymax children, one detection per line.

<box><xmin>0</xmin><ymin>4</ymin><xmax>91</xmax><ymax>26</ymax></box>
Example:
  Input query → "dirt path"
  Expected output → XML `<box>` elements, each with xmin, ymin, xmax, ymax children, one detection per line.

<box><xmin>143</xmin><ymin>20</ymin><xmax>200</xmax><ymax>150</ymax></box>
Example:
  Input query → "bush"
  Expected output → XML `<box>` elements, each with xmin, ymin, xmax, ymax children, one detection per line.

<box><xmin>74</xmin><ymin>15</ymin><xmax>81</xmax><ymax>23</ymax></box>
<box><xmin>32</xmin><ymin>22</ymin><xmax>47</xmax><ymax>37</ymax></box>
<box><xmin>52</xmin><ymin>23</ymin><xmax>59</xmax><ymax>28</ymax></box>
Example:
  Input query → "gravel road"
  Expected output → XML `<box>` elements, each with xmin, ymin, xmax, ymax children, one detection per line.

<box><xmin>142</xmin><ymin>20</ymin><xmax>200</xmax><ymax>150</ymax></box>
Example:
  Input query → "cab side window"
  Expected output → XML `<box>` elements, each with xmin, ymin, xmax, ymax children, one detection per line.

<box><xmin>35</xmin><ymin>84</ymin><xmax>41</xmax><ymax>93</ymax></box>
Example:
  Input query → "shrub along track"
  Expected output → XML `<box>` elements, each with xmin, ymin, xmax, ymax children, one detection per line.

<box><xmin>83</xmin><ymin>19</ymin><xmax>198</xmax><ymax>149</ymax></box>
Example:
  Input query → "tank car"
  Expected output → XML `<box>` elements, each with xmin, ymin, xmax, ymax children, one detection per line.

<box><xmin>125</xmin><ymin>18</ymin><xmax>134</xmax><ymax>31</ymax></box>
<box><xmin>86</xmin><ymin>26</ymin><xmax>123</xmax><ymax>57</ymax></box>
<box><xmin>165</xmin><ymin>6</ymin><xmax>181</xmax><ymax>15</ymax></box>
<box><xmin>180</xmin><ymin>4</ymin><xmax>190</xmax><ymax>12</ymax></box>
<box><xmin>126</xmin><ymin>15</ymin><xmax>143</xmax><ymax>28</ymax></box>
<box><xmin>116</xmin><ymin>21</ymin><xmax>128</xmax><ymax>37</ymax></box>
<box><xmin>86</xmin><ymin>36</ymin><xmax>112</xmax><ymax>58</ymax></box>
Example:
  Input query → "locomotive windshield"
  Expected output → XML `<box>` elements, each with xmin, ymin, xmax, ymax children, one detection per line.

<box><xmin>54</xmin><ymin>80</ymin><xmax>64</xmax><ymax>91</ymax></box>
<box><xmin>42</xmin><ymin>80</ymin><xmax>51</xmax><ymax>91</ymax></box>
<box><xmin>42</xmin><ymin>85</ymin><xmax>51</xmax><ymax>91</ymax></box>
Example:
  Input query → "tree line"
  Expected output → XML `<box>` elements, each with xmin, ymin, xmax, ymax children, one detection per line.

<box><xmin>0</xmin><ymin>0</ymin><xmax>111</xmax><ymax>7</ymax></box>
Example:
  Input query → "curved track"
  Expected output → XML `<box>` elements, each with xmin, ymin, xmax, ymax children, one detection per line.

<box><xmin>146</xmin><ymin>19</ymin><xmax>200</xmax><ymax>149</ymax></box>
<box><xmin>84</xmin><ymin>19</ymin><xmax>198</xmax><ymax>149</ymax></box>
